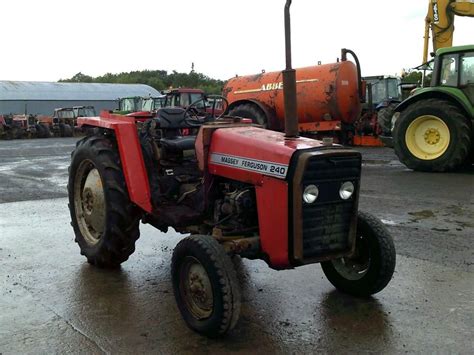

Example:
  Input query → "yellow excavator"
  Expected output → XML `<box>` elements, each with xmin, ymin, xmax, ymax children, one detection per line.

<box><xmin>423</xmin><ymin>0</ymin><xmax>474</xmax><ymax>64</ymax></box>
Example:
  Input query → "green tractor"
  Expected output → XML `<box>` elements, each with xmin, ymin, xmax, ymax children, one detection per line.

<box><xmin>393</xmin><ymin>45</ymin><xmax>474</xmax><ymax>172</ymax></box>
<box><xmin>115</xmin><ymin>97</ymin><xmax>144</xmax><ymax>115</ymax></box>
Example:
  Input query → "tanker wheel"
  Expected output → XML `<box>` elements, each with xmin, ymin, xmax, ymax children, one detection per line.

<box><xmin>68</xmin><ymin>135</ymin><xmax>140</xmax><ymax>268</ymax></box>
<box><xmin>228</xmin><ymin>103</ymin><xmax>267</xmax><ymax>127</ymax></box>
<box><xmin>321</xmin><ymin>211</ymin><xmax>396</xmax><ymax>297</ymax></box>
<box><xmin>377</xmin><ymin>102</ymin><xmax>398</xmax><ymax>136</ymax></box>
<box><xmin>393</xmin><ymin>99</ymin><xmax>471</xmax><ymax>172</ymax></box>
<box><xmin>171</xmin><ymin>235</ymin><xmax>241</xmax><ymax>337</ymax></box>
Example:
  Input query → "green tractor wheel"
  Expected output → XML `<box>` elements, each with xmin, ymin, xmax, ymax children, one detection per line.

<box><xmin>393</xmin><ymin>99</ymin><xmax>472</xmax><ymax>172</ymax></box>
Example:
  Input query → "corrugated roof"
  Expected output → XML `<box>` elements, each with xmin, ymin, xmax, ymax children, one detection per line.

<box><xmin>0</xmin><ymin>81</ymin><xmax>160</xmax><ymax>101</ymax></box>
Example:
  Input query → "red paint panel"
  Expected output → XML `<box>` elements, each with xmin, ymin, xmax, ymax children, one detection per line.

<box><xmin>78</xmin><ymin>113</ymin><xmax>153</xmax><ymax>213</ymax></box>
<box><xmin>256</xmin><ymin>177</ymin><xmax>289</xmax><ymax>268</ymax></box>
<box><xmin>208</xmin><ymin>126</ymin><xmax>326</xmax><ymax>184</ymax></box>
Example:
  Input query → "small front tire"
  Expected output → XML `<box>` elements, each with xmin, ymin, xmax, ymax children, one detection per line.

<box><xmin>171</xmin><ymin>235</ymin><xmax>241</xmax><ymax>337</ymax></box>
<box><xmin>321</xmin><ymin>211</ymin><xmax>396</xmax><ymax>297</ymax></box>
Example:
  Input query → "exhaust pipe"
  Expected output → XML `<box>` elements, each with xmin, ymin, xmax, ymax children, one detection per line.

<box><xmin>283</xmin><ymin>0</ymin><xmax>298</xmax><ymax>138</ymax></box>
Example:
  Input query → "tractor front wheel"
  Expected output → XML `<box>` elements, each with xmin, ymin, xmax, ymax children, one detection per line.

<box><xmin>171</xmin><ymin>235</ymin><xmax>241</xmax><ymax>337</ymax></box>
<box><xmin>68</xmin><ymin>135</ymin><xmax>140</xmax><ymax>267</ymax></box>
<box><xmin>393</xmin><ymin>99</ymin><xmax>471</xmax><ymax>172</ymax></box>
<box><xmin>321</xmin><ymin>211</ymin><xmax>396</xmax><ymax>297</ymax></box>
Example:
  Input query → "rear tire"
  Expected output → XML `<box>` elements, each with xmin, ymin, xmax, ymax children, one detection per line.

<box><xmin>41</xmin><ymin>124</ymin><xmax>51</xmax><ymax>138</ymax></box>
<box><xmin>59</xmin><ymin>123</ymin><xmax>66</xmax><ymax>137</ymax></box>
<box><xmin>63</xmin><ymin>124</ymin><xmax>73</xmax><ymax>137</ymax></box>
<box><xmin>393</xmin><ymin>99</ymin><xmax>471</xmax><ymax>172</ymax></box>
<box><xmin>171</xmin><ymin>235</ymin><xmax>241</xmax><ymax>337</ymax></box>
<box><xmin>68</xmin><ymin>135</ymin><xmax>140</xmax><ymax>267</ymax></box>
<box><xmin>228</xmin><ymin>103</ymin><xmax>267</xmax><ymax>127</ymax></box>
<box><xmin>321</xmin><ymin>211</ymin><xmax>396</xmax><ymax>297</ymax></box>
<box><xmin>377</xmin><ymin>102</ymin><xmax>398</xmax><ymax>135</ymax></box>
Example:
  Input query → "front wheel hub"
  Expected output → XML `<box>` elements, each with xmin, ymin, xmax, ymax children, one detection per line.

<box><xmin>180</xmin><ymin>257</ymin><xmax>213</xmax><ymax>320</ymax></box>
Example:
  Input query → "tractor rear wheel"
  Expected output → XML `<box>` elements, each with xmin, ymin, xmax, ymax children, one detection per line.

<box><xmin>68</xmin><ymin>135</ymin><xmax>140</xmax><ymax>267</ymax></box>
<box><xmin>35</xmin><ymin>124</ymin><xmax>44</xmax><ymax>138</ymax></box>
<box><xmin>377</xmin><ymin>102</ymin><xmax>398</xmax><ymax>135</ymax></box>
<box><xmin>171</xmin><ymin>235</ymin><xmax>241</xmax><ymax>337</ymax></box>
<box><xmin>59</xmin><ymin>123</ymin><xmax>66</xmax><ymax>137</ymax></box>
<box><xmin>42</xmin><ymin>124</ymin><xmax>51</xmax><ymax>138</ymax></box>
<box><xmin>228</xmin><ymin>103</ymin><xmax>267</xmax><ymax>127</ymax></box>
<box><xmin>393</xmin><ymin>99</ymin><xmax>471</xmax><ymax>172</ymax></box>
<box><xmin>321</xmin><ymin>211</ymin><xmax>396</xmax><ymax>297</ymax></box>
<box><xmin>63</xmin><ymin>124</ymin><xmax>73</xmax><ymax>137</ymax></box>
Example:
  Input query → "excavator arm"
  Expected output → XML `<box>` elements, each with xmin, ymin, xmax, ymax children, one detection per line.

<box><xmin>423</xmin><ymin>0</ymin><xmax>474</xmax><ymax>64</ymax></box>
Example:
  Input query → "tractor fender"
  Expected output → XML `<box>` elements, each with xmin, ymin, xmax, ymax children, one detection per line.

<box><xmin>395</xmin><ymin>89</ymin><xmax>473</xmax><ymax>122</ymax></box>
<box><xmin>227</xmin><ymin>99</ymin><xmax>280</xmax><ymax>130</ymax></box>
<box><xmin>376</xmin><ymin>99</ymin><xmax>401</xmax><ymax>111</ymax></box>
<box><xmin>77</xmin><ymin>113</ymin><xmax>153</xmax><ymax>213</ymax></box>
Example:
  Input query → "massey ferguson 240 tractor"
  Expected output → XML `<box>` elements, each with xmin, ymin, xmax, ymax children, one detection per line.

<box><xmin>68</xmin><ymin>0</ymin><xmax>395</xmax><ymax>337</ymax></box>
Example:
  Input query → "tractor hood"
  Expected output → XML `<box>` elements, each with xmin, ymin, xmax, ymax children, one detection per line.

<box><xmin>197</xmin><ymin>125</ymin><xmax>345</xmax><ymax>183</ymax></box>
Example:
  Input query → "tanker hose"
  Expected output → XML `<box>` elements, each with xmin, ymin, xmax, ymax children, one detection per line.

<box><xmin>341</xmin><ymin>48</ymin><xmax>364</xmax><ymax>103</ymax></box>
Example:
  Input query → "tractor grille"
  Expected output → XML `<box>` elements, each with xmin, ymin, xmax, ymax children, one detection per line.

<box><xmin>290</xmin><ymin>151</ymin><xmax>361</xmax><ymax>263</ymax></box>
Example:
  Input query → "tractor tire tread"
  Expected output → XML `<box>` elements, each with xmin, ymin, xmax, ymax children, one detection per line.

<box><xmin>171</xmin><ymin>235</ymin><xmax>241</xmax><ymax>336</ymax></box>
<box><xmin>68</xmin><ymin>135</ymin><xmax>140</xmax><ymax>268</ymax></box>
<box><xmin>393</xmin><ymin>98</ymin><xmax>471</xmax><ymax>172</ymax></box>
<box><xmin>228</xmin><ymin>103</ymin><xmax>267</xmax><ymax>127</ymax></box>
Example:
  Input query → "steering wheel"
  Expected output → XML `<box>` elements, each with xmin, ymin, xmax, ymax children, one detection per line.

<box><xmin>183</xmin><ymin>95</ymin><xmax>229</xmax><ymax>125</ymax></box>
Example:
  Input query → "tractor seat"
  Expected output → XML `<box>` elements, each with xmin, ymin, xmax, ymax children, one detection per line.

<box><xmin>160</xmin><ymin>136</ymin><xmax>196</xmax><ymax>153</ymax></box>
<box><xmin>156</xmin><ymin>108</ymin><xmax>188</xmax><ymax>129</ymax></box>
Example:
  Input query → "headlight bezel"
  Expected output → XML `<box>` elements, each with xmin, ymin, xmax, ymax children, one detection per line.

<box><xmin>339</xmin><ymin>181</ymin><xmax>355</xmax><ymax>200</ymax></box>
<box><xmin>303</xmin><ymin>184</ymin><xmax>319</xmax><ymax>204</ymax></box>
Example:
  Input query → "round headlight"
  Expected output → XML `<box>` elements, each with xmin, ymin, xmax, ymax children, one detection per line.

<box><xmin>303</xmin><ymin>185</ymin><xmax>319</xmax><ymax>204</ymax></box>
<box><xmin>339</xmin><ymin>181</ymin><xmax>355</xmax><ymax>200</ymax></box>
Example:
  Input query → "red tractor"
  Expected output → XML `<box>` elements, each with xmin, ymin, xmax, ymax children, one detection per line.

<box><xmin>68</xmin><ymin>0</ymin><xmax>395</xmax><ymax>337</ymax></box>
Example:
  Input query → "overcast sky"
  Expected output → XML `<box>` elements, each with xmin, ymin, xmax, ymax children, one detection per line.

<box><xmin>0</xmin><ymin>0</ymin><xmax>472</xmax><ymax>82</ymax></box>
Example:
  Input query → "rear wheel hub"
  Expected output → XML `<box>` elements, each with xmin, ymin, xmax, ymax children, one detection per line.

<box><xmin>74</xmin><ymin>161</ymin><xmax>106</xmax><ymax>245</ymax></box>
<box><xmin>405</xmin><ymin>115</ymin><xmax>450</xmax><ymax>160</ymax></box>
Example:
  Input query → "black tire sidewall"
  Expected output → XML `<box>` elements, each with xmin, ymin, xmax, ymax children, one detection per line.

<box><xmin>229</xmin><ymin>104</ymin><xmax>267</xmax><ymax>127</ymax></box>
<box><xmin>321</xmin><ymin>212</ymin><xmax>395</xmax><ymax>297</ymax></box>
<box><xmin>394</xmin><ymin>101</ymin><xmax>470</xmax><ymax>171</ymax></box>
<box><xmin>172</xmin><ymin>237</ymin><xmax>232</xmax><ymax>336</ymax></box>
<box><xmin>69</xmin><ymin>140</ymin><xmax>111</xmax><ymax>257</ymax></box>
<box><xmin>68</xmin><ymin>137</ymin><xmax>139</xmax><ymax>266</ymax></box>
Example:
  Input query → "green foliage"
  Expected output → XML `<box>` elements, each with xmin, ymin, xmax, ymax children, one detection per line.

<box><xmin>59</xmin><ymin>70</ymin><xmax>225</xmax><ymax>94</ymax></box>
<box><xmin>401</xmin><ymin>70</ymin><xmax>422</xmax><ymax>84</ymax></box>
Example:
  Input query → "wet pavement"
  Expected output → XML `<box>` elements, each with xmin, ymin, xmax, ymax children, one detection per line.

<box><xmin>0</xmin><ymin>138</ymin><xmax>473</xmax><ymax>354</ymax></box>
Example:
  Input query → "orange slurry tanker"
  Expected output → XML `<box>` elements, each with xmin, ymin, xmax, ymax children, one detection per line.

<box><xmin>224</xmin><ymin>49</ymin><xmax>366</xmax><ymax>143</ymax></box>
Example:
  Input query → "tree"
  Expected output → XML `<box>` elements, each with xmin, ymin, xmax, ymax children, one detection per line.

<box><xmin>59</xmin><ymin>70</ymin><xmax>225</xmax><ymax>94</ymax></box>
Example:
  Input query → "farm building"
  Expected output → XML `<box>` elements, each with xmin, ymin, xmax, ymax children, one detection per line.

<box><xmin>0</xmin><ymin>81</ymin><xmax>161</xmax><ymax>115</ymax></box>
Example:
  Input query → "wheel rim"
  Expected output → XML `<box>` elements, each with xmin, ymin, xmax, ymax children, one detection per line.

<box><xmin>405</xmin><ymin>115</ymin><xmax>450</xmax><ymax>160</ymax></box>
<box><xmin>331</xmin><ymin>234</ymin><xmax>370</xmax><ymax>280</ymax></box>
<box><xmin>74</xmin><ymin>160</ymin><xmax>106</xmax><ymax>245</ymax></box>
<box><xmin>179</xmin><ymin>256</ymin><xmax>214</xmax><ymax>320</ymax></box>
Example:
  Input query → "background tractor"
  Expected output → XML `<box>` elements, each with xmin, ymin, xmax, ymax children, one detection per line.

<box><xmin>393</xmin><ymin>45</ymin><xmax>474</xmax><ymax>171</ymax></box>
<box><xmin>67</xmin><ymin>0</ymin><xmax>395</xmax><ymax>337</ymax></box>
